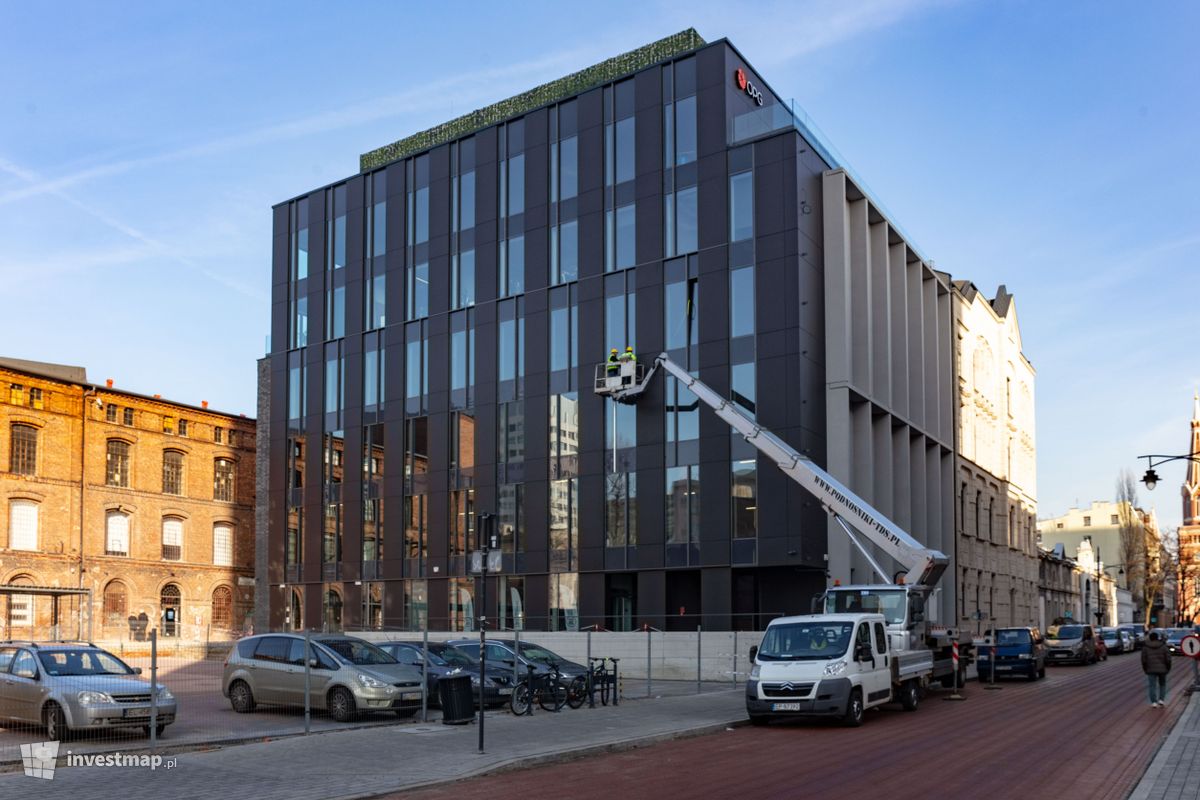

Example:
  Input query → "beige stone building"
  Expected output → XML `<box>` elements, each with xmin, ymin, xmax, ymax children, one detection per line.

<box><xmin>1038</xmin><ymin>500</ymin><xmax>1160</xmax><ymax>624</ymax></box>
<box><xmin>0</xmin><ymin>357</ymin><xmax>255</xmax><ymax>648</ymax></box>
<box><xmin>951</xmin><ymin>282</ymin><xmax>1039</xmax><ymax>630</ymax></box>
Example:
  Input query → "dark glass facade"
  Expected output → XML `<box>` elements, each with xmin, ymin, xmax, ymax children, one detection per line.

<box><xmin>267</xmin><ymin>39</ymin><xmax>832</xmax><ymax>632</ymax></box>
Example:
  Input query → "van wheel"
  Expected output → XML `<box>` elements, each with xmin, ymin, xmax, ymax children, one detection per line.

<box><xmin>900</xmin><ymin>680</ymin><xmax>919</xmax><ymax>712</ymax></box>
<box><xmin>329</xmin><ymin>687</ymin><xmax>356</xmax><ymax>722</ymax></box>
<box><xmin>842</xmin><ymin>689</ymin><xmax>864</xmax><ymax>727</ymax></box>
<box><xmin>229</xmin><ymin>680</ymin><xmax>256</xmax><ymax>713</ymax></box>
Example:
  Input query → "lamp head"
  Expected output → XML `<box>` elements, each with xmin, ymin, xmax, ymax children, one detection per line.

<box><xmin>1142</xmin><ymin>468</ymin><xmax>1160</xmax><ymax>491</ymax></box>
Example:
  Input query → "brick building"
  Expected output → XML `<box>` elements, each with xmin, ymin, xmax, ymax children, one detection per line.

<box><xmin>0</xmin><ymin>357</ymin><xmax>255</xmax><ymax>646</ymax></box>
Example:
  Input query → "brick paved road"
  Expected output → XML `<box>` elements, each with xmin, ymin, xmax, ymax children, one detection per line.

<box><xmin>391</xmin><ymin>653</ymin><xmax>1190</xmax><ymax>800</ymax></box>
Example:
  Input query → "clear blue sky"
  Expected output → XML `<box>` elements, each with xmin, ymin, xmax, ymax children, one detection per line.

<box><xmin>2</xmin><ymin>1</ymin><xmax>1197</xmax><ymax>532</ymax></box>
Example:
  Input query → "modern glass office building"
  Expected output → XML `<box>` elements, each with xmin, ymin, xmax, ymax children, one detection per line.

<box><xmin>264</xmin><ymin>29</ymin><xmax>957</xmax><ymax>633</ymax></box>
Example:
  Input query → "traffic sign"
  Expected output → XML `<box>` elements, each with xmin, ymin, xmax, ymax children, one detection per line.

<box><xmin>1180</xmin><ymin>634</ymin><xmax>1200</xmax><ymax>659</ymax></box>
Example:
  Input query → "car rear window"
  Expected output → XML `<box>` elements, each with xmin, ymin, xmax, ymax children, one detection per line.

<box><xmin>997</xmin><ymin>630</ymin><xmax>1031</xmax><ymax>645</ymax></box>
<box><xmin>253</xmin><ymin>637</ymin><xmax>292</xmax><ymax>663</ymax></box>
<box><xmin>237</xmin><ymin>639</ymin><xmax>257</xmax><ymax>658</ymax></box>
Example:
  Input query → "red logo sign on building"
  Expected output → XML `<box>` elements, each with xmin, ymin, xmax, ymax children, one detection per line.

<box><xmin>733</xmin><ymin>68</ymin><xmax>763</xmax><ymax>106</ymax></box>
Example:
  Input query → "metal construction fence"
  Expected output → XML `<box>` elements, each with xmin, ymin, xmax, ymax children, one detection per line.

<box><xmin>0</xmin><ymin>614</ymin><xmax>775</xmax><ymax>766</ymax></box>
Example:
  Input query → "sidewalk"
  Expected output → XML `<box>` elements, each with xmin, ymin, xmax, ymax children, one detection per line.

<box><xmin>1128</xmin><ymin>691</ymin><xmax>1200</xmax><ymax>800</ymax></box>
<box><xmin>1</xmin><ymin>688</ymin><xmax>747</xmax><ymax>800</ymax></box>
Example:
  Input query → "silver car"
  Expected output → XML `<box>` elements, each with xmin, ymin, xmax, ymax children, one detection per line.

<box><xmin>0</xmin><ymin>642</ymin><xmax>176</xmax><ymax>741</ymax></box>
<box><xmin>222</xmin><ymin>634</ymin><xmax>424</xmax><ymax>722</ymax></box>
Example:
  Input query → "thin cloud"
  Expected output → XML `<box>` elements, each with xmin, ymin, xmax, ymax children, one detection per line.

<box><xmin>0</xmin><ymin>46</ymin><xmax>596</xmax><ymax>206</ymax></box>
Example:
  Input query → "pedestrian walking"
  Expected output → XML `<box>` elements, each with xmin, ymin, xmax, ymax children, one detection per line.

<box><xmin>1140</xmin><ymin>630</ymin><xmax>1171</xmax><ymax>707</ymax></box>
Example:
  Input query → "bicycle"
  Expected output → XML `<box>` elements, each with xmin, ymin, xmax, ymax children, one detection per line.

<box><xmin>588</xmin><ymin>657</ymin><xmax>613</xmax><ymax>706</ymax></box>
<box><xmin>510</xmin><ymin>661</ymin><xmax>570</xmax><ymax>714</ymax></box>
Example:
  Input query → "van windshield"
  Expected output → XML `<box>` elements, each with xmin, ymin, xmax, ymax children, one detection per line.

<box><xmin>996</xmin><ymin>630</ymin><xmax>1031</xmax><ymax>645</ymax></box>
<box><xmin>757</xmin><ymin>622</ymin><xmax>854</xmax><ymax>661</ymax></box>
<box><xmin>1048</xmin><ymin>625</ymin><xmax>1084</xmax><ymax>640</ymax></box>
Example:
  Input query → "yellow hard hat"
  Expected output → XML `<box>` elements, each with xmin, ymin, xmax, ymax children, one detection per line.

<box><xmin>611</xmin><ymin>348</ymin><xmax>618</xmax><ymax>353</ymax></box>
<box><xmin>625</xmin><ymin>346</ymin><xmax>633</xmax><ymax>351</ymax></box>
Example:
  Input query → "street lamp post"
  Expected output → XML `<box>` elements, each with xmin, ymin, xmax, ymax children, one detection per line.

<box><xmin>1138</xmin><ymin>453</ymin><xmax>1200</xmax><ymax>492</ymax></box>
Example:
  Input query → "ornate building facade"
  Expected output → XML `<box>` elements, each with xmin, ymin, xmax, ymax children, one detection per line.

<box><xmin>1</xmin><ymin>357</ymin><xmax>255</xmax><ymax>647</ymax></box>
<box><xmin>952</xmin><ymin>282</ymin><xmax>1039</xmax><ymax>629</ymax></box>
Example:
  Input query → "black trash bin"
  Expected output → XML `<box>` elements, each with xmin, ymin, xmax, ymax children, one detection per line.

<box><xmin>438</xmin><ymin>674</ymin><xmax>475</xmax><ymax>725</ymax></box>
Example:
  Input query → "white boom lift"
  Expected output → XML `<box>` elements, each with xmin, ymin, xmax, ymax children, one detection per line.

<box><xmin>595</xmin><ymin>352</ymin><xmax>967</xmax><ymax>692</ymax></box>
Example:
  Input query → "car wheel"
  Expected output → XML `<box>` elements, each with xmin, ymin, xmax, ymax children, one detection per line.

<box><xmin>143</xmin><ymin>724</ymin><xmax>167</xmax><ymax>738</ymax></box>
<box><xmin>900</xmin><ymin>680</ymin><xmax>919</xmax><ymax>712</ymax></box>
<box><xmin>229</xmin><ymin>680</ymin><xmax>256</xmax><ymax>713</ymax></box>
<box><xmin>328</xmin><ymin>687</ymin><xmax>356</xmax><ymax>723</ymax></box>
<box><xmin>842</xmin><ymin>689</ymin><xmax>865</xmax><ymax>728</ymax></box>
<box><xmin>748</xmin><ymin>713</ymin><xmax>770</xmax><ymax>726</ymax></box>
<box><xmin>44</xmin><ymin>703</ymin><xmax>71</xmax><ymax>742</ymax></box>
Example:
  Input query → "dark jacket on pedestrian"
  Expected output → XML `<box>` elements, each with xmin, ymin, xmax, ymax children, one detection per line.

<box><xmin>1141</xmin><ymin>637</ymin><xmax>1172</xmax><ymax>675</ymax></box>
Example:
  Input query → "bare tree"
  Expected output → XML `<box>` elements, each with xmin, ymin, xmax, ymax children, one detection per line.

<box><xmin>1144</xmin><ymin>529</ymin><xmax>1175</xmax><ymax>630</ymax></box>
<box><xmin>1116</xmin><ymin>471</ymin><xmax>1144</xmax><ymax>617</ymax></box>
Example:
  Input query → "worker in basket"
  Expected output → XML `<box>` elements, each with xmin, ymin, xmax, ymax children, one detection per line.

<box><xmin>607</xmin><ymin>348</ymin><xmax>620</xmax><ymax>376</ymax></box>
<box><xmin>620</xmin><ymin>346</ymin><xmax>636</xmax><ymax>364</ymax></box>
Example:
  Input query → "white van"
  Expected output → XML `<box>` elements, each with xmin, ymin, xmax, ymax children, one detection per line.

<box><xmin>746</xmin><ymin>613</ymin><xmax>910</xmax><ymax>727</ymax></box>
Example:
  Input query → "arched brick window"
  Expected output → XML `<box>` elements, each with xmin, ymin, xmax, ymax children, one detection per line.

<box><xmin>103</xmin><ymin>581</ymin><xmax>128</xmax><ymax>627</ymax></box>
<box><xmin>211</xmin><ymin>586</ymin><xmax>233</xmax><ymax>630</ymax></box>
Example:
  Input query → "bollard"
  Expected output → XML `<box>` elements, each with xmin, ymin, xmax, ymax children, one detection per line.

<box><xmin>944</xmin><ymin>639</ymin><xmax>966</xmax><ymax>702</ymax></box>
<box><xmin>524</xmin><ymin>663</ymin><xmax>536</xmax><ymax>716</ymax></box>
<box><xmin>149</xmin><ymin>629</ymin><xmax>158</xmax><ymax>751</ymax></box>
<box><xmin>513</xmin><ymin>627</ymin><xmax>522</xmax><ymax>689</ymax></box>
<box><xmin>304</xmin><ymin>630</ymin><xmax>312</xmax><ymax>732</ymax></box>
<box><xmin>611</xmin><ymin>657</ymin><xmax>620</xmax><ymax>706</ymax></box>
<box><xmin>985</xmin><ymin>642</ymin><xmax>1002</xmax><ymax>691</ymax></box>
<box><xmin>696</xmin><ymin>625</ymin><xmax>702</xmax><ymax>694</ymax></box>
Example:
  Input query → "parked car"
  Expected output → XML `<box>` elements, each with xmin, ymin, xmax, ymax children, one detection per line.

<box><xmin>0</xmin><ymin>641</ymin><xmax>176</xmax><ymax>740</ymax></box>
<box><xmin>1118</xmin><ymin>625</ymin><xmax>1145</xmax><ymax>650</ymax></box>
<box><xmin>446</xmin><ymin>639</ymin><xmax>587</xmax><ymax>682</ymax></box>
<box><xmin>975</xmin><ymin>627</ymin><xmax>1046</xmax><ymax>681</ymax></box>
<box><xmin>1164</xmin><ymin>628</ymin><xmax>1194</xmax><ymax>656</ymax></box>
<box><xmin>1099</xmin><ymin>627</ymin><xmax>1131</xmax><ymax>655</ymax></box>
<box><xmin>1044</xmin><ymin>624</ymin><xmax>1097</xmax><ymax>665</ymax></box>
<box><xmin>378</xmin><ymin>641</ymin><xmax>514</xmax><ymax>706</ymax></box>
<box><xmin>222</xmin><ymin>634</ymin><xmax>424</xmax><ymax>722</ymax></box>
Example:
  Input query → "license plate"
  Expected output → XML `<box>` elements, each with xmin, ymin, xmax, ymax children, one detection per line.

<box><xmin>996</xmin><ymin>665</ymin><xmax>1012</xmax><ymax>670</ymax></box>
<box><xmin>123</xmin><ymin>707</ymin><xmax>151</xmax><ymax>718</ymax></box>
<box><xmin>498</xmin><ymin>688</ymin><xmax>512</xmax><ymax>695</ymax></box>
<box><xmin>771</xmin><ymin>702</ymin><xmax>802</xmax><ymax>711</ymax></box>
<box><xmin>401</xmin><ymin>692</ymin><xmax>421</xmax><ymax>701</ymax></box>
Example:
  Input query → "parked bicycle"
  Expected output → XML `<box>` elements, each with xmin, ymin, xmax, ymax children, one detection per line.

<box><xmin>588</xmin><ymin>656</ymin><xmax>620</xmax><ymax>706</ymax></box>
<box><xmin>511</xmin><ymin>661</ymin><xmax>584</xmax><ymax>714</ymax></box>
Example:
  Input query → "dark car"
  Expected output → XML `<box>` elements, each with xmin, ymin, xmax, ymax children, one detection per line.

<box><xmin>1164</xmin><ymin>628</ymin><xmax>1194</xmax><ymax>656</ymax></box>
<box><xmin>446</xmin><ymin>639</ymin><xmax>587</xmax><ymax>682</ymax></box>
<box><xmin>975</xmin><ymin>627</ymin><xmax>1046</xmax><ymax>681</ymax></box>
<box><xmin>379</xmin><ymin>641</ymin><xmax>514</xmax><ymax>706</ymax></box>
<box><xmin>1045</xmin><ymin>624</ymin><xmax>1097</xmax><ymax>665</ymax></box>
